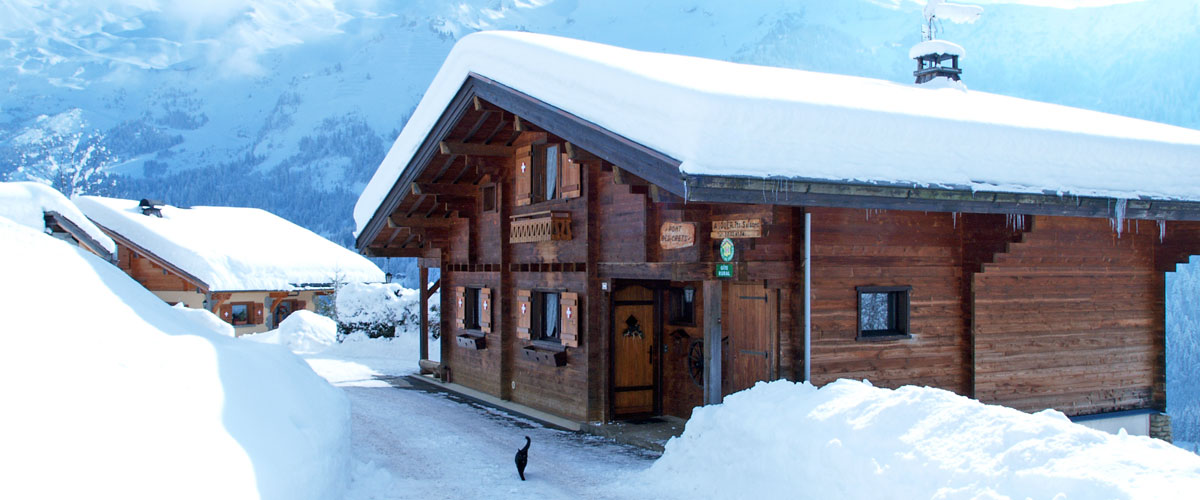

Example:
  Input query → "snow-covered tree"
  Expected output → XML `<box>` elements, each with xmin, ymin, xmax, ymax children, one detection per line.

<box><xmin>4</xmin><ymin>110</ymin><xmax>117</xmax><ymax>197</ymax></box>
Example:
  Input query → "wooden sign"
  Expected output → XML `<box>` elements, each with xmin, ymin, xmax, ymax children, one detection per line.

<box><xmin>660</xmin><ymin>222</ymin><xmax>695</xmax><ymax>249</ymax></box>
<box><xmin>711</xmin><ymin>219</ymin><xmax>763</xmax><ymax>239</ymax></box>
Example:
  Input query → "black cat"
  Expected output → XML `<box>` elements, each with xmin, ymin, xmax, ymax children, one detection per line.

<box><xmin>515</xmin><ymin>436</ymin><xmax>531</xmax><ymax>481</ymax></box>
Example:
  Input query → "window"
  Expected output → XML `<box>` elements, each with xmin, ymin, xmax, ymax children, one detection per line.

<box><xmin>533</xmin><ymin>291</ymin><xmax>561</xmax><ymax>341</ymax></box>
<box><xmin>231</xmin><ymin>303</ymin><xmax>251</xmax><ymax>326</ymax></box>
<box><xmin>856</xmin><ymin>286</ymin><xmax>911</xmax><ymax>340</ymax></box>
<box><xmin>273</xmin><ymin>299</ymin><xmax>300</xmax><ymax>326</ymax></box>
<box><xmin>534</xmin><ymin>144</ymin><xmax>559</xmax><ymax>203</ymax></box>
<box><xmin>463</xmin><ymin>287</ymin><xmax>481</xmax><ymax>330</ymax></box>
<box><xmin>668</xmin><ymin>286</ymin><xmax>696</xmax><ymax>326</ymax></box>
<box><xmin>481</xmin><ymin>183</ymin><xmax>498</xmax><ymax>213</ymax></box>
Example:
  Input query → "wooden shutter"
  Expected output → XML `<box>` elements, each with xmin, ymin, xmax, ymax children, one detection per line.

<box><xmin>515</xmin><ymin>146</ymin><xmax>532</xmax><ymax>206</ymax></box>
<box><xmin>516</xmin><ymin>289</ymin><xmax>532</xmax><ymax>340</ymax></box>
<box><xmin>480</xmin><ymin>288</ymin><xmax>492</xmax><ymax>334</ymax></box>
<box><xmin>454</xmin><ymin>286</ymin><xmax>465</xmax><ymax>329</ymax></box>
<box><xmin>561</xmin><ymin>153</ymin><xmax>581</xmax><ymax>199</ymax></box>
<box><xmin>219</xmin><ymin>304</ymin><xmax>232</xmax><ymax>324</ymax></box>
<box><xmin>561</xmin><ymin>292</ymin><xmax>579</xmax><ymax>348</ymax></box>
<box><xmin>252</xmin><ymin>303</ymin><xmax>264</xmax><ymax>325</ymax></box>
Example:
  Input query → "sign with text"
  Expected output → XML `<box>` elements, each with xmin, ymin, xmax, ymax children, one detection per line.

<box><xmin>659</xmin><ymin>222</ymin><xmax>696</xmax><ymax>249</ymax></box>
<box><xmin>715</xmin><ymin>263</ymin><xmax>734</xmax><ymax>278</ymax></box>
<box><xmin>711</xmin><ymin>219</ymin><xmax>763</xmax><ymax>239</ymax></box>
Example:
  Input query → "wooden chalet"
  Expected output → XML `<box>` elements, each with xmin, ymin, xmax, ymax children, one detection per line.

<box><xmin>354</xmin><ymin>32</ymin><xmax>1200</xmax><ymax>433</ymax></box>
<box><xmin>77</xmin><ymin>196</ymin><xmax>385</xmax><ymax>336</ymax></box>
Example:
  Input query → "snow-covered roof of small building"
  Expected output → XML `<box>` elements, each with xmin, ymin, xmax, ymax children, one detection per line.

<box><xmin>910</xmin><ymin>39</ymin><xmax>965</xmax><ymax>59</ymax></box>
<box><xmin>0</xmin><ymin>181</ymin><xmax>116</xmax><ymax>255</ymax></box>
<box><xmin>355</xmin><ymin>31</ymin><xmax>1200</xmax><ymax>236</ymax></box>
<box><xmin>77</xmin><ymin>196</ymin><xmax>384</xmax><ymax>292</ymax></box>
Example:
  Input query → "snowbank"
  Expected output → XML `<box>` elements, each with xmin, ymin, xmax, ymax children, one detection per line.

<box><xmin>75</xmin><ymin>195</ymin><xmax>384</xmax><ymax>291</ymax></box>
<box><xmin>0</xmin><ymin>216</ymin><xmax>350</xmax><ymax>500</ymax></box>
<box><xmin>335</xmin><ymin>282</ymin><xmax>417</xmax><ymax>324</ymax></box>
<box><xmin>0</xmin><ymin>181</ymin><xmax>114</xmax><ymax>253</ymax></box>
<box><xmin>637</xmin><ymin>380</ymin><xmax>1200</xmax><ymax>499</ymax></box>
<box><xmin>355</xmin><ymin>31</ymin><xmax>1200</xmax><ymax>236</ymax></box>
<box><xmin>246</xmin><ymin>310</ymin><xmax>339</xmax><ymax>354</ymax></box>
<box><xmin>172</xmin><ymin>302</ymin><xmax>235</xmax><ymax>337</ymax></box>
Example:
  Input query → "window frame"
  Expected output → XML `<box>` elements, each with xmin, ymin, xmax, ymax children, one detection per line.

<box><xmin>667</xmin><ymin>286</ymin><xmax>696</xmax><ymax>326</ymax></box>
<box><xmin>463</xmin><ymin>287</ymin><xmax>482</xmax><ymax>331</ymax></box>
<box><xmin>230</xmin><ymin>301</ymin><xmax>254</xmax><ymax>326</ymax></box>
<box><xmin>531</xmin><ymin>290</ymin><xmax>563</xmax><ymax>348</ymax></box>
<box><xmin>480</xmin><ymin>183</ymin><xmax>498</xmax><ymax>213</ymax></box>
<box><xmin>855</xmin><ymin>285</ymin><xmax>912</xmax><ymax>341</ymax></box>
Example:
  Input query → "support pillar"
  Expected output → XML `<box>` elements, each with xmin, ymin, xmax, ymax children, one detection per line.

<box><xmin>419</xmin><ymin>265</ymin><xmax>429</xmax><ymax>361</ymax></box>
<box><xmin>703</xmin><ymin>280</ymin><xmax>723</xmax><ymax>405</ymax></box>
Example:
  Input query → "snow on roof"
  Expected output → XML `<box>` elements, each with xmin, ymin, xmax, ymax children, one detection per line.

<box><xmin>0</xmin><ymin>181</ymin><xmax>115</xmax><ymax>254</ymax></box>
<box><xmin>77</xmin><ymin>196</ymin><xmax>383</xmax><ymax>292</ymax></box>
<box><xmin>909</xmin><ymin>39</ymin><xmax>965</xmax><ymax>58</ymax></box>
<box><xmin>355</xmin><ymin>31</ymin><xmax>1200</xmax><ymax>236</ymax></box>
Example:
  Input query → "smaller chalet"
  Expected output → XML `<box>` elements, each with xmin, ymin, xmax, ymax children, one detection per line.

<box><xmin>353</xmin><ymin>32</ymin><xmax>1200</xmax><ymax>435</ymax></box>
<box><xmin>0</xmin><ymin>182</ymin><xmax>115</xmax><ymax>262</ymax></box>
<box><xmin>77</xmin><ymin>196</ymin><xmax>384</xmax><ymax>335</ymax></box>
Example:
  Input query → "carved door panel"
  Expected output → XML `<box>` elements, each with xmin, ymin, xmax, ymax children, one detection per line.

<box><xmin>613</xmin><ymin>284</ymin><xmax>657</xmax><ymax>417</ymax></box>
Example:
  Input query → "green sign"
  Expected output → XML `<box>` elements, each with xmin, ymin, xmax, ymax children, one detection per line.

<box><xmin>719</xmin><ymin>238</ymin><xmax>735</xmax><ymax>262</ymax></box>
<box><xmin>715</xmin><ymin>263</ymin><xmax>734</xmax><ymax>278</ymax></box>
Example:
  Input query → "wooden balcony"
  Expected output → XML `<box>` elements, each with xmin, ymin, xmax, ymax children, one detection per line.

<box><xmin>510</xmin><ymin>210</ymin><xmax>572</xmax><ymax>244</ymax></box>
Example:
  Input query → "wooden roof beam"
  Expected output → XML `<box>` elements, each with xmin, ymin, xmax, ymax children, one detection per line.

<box><xmin>565</xmin><ymin>142</ymin><xmax>602</xmax><ymax>162</ymax></box>
<box><xmin>388</xmin><ymin>214</ymin><xmax>459</xmax><ymax>228</ymax></box>
<box><xmin>439</xmin><ymin>141</ymin><xmax>514</xmax><ymax>157</ymax></box>
<box><xmin>411</xmin><ymin>182</ymin><xmax>478</xmax><ymax>197</ymax></box>
<box><xmin>473</xmin><ymin>96</ymin><xmax>501</xmax><ymax>113</ymax></box>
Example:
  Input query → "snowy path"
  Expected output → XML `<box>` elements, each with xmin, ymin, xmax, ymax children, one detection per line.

<box><xmin>302</xmin><ymin>341</ymin><xmax>656</xmax><ymax>500</ymax></box>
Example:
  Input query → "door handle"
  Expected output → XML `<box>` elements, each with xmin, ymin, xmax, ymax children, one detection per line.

<box><xmin>648</xmin><ymin>343</ymin><xmax>655</xmax><ymax>364</ymax></box>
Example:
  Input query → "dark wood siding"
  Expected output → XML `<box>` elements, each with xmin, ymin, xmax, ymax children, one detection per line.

<box><xmin>973</xmin><ymin>216</ymin><xmax>1163</xmax><ymax>415</ymax></box>
<box><xmin>808</xmin><ymin>207</ymin><xmax>969</xmax><ymax>394</ymax></box>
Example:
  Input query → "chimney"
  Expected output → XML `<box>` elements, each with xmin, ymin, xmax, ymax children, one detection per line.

<box><xmin>911</xmin><ymin>40</ymin><xmax>964</xmax><ymax>84</ymax></box>
<box><xmin>913</xmin><ymin>1</ymin><xmax>981</xmax><ymax>85</ymax></box>
<box><xmin>139</xmin><ymin>198</ymin><xmax>164</xmax><ymax>217</ymax></box>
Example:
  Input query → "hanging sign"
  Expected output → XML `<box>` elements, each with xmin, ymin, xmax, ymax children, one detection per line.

<box><xmin>719</xmin><ymin>238</ymin><xmax>735</xmax><ymax>262</ymax></box>
<box><xmin>711</xmin><ymin>219</ymin><xmax>763</xmax><ymax>239</ymax></box>
<box><xmin>660</xmin><ymin>222</ymin><xmax>695</xmax><ymax>249</ymax></box>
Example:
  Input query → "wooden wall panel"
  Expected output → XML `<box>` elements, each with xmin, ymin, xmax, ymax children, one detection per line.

<box><xmin>973</xmin><ymin>216</ymin><xmax>1163</xmax><ymax>415</ymax></box>
<box><xmin>444</xmin><ymin>271</ymin><xmax>503</xmax><ymax>397</ymax></box>
<box><xmin>595</xmin><ymin>169</ymin><xmax>648</xmax><ymax>264</ymax></box>
<box><xmin>808</xmin><ymin>207</ymin><xmax>969</xmax><ymax>395</ymax></box>
<box><xmin>510</xmin><ymin>271</ymin><xmax>590</xmax><ymax>420</ymax></box>
<box><xmin>124</xmin><ymin>247</ymin><xmax>196</xmax><ymax>292</ymax></box>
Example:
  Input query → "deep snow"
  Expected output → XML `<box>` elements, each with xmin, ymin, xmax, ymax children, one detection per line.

<box><xmin>355</xmin><ymin>30</ymin><xmax>1200</xmax><ymax>235</ymax></box>
<box><xmin>76</xmin><ymin>195</ymin><xmax>384</xmax><ymax>291</ymax></box>
<box><xmin>0</xmin><ymin>181</ymin><xmax>114</xmax><ymax>253</ymax></box>
<box><xmin>0</xmin><ymin>214</ymin><xmax>351</xmax><ymax>500</ymax></box>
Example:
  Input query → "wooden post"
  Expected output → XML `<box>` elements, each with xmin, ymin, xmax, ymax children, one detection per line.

<box><xmin>703</xmin><ymin>280</ymin><xmax>723</xmax><ymax>405</ymax></box>
<box><xmin>419</xmin><ymin>265</ymin><xmax>429</xmax><ymax>361</ymax></box>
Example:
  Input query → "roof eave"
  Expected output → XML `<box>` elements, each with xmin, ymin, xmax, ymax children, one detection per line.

<box><xmin>684</xmin><ymin>174</ymin><xmax>1200</xmax><ymax>221</ymax></box>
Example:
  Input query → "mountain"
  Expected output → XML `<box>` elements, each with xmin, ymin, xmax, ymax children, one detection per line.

<box><xmin>2</xmin><ymin>0</ymin><xmax>1198</xmax><ymax>285</ymax></box>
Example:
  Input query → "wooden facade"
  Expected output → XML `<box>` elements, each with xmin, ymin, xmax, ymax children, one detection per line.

<box><xmin>359</xmin><ymin>75</ymin><xmax>1200</xmax><ymax>424</ymax></box>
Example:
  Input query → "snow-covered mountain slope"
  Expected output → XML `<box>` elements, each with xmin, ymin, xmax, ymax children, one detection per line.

<box><xmin>1</xmin><ymin>0</ymin><xmax>1197</xmax><ymax>250</ymax></box>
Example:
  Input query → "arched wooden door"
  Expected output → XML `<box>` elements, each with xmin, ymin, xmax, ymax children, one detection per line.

<box><xmin>612</xmin><ymin>284</ymin><xmax>658</xmax><ymax>417</ymax></box>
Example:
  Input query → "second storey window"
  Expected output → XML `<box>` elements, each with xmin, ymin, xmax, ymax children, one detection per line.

<box><xmin>856</xmin><ymin>286</ymin><xmax>911</xmax><ymax>340</ymax></box>
<box><xmin>515</xmin><ymin>142</ymin><xmax>581</xmax><ymax>206</ymax></box>
<box><xmin>536</xmin><ymin>144</ymin><xmax>559</xmax><ymax>203</ymax></box>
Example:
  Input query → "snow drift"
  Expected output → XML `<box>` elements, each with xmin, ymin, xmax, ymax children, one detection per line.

<box><xmin>246</xmin><ymin>309</ymin><xmax>339</xmax><ymax>354</ymax></box>
<box><xmin>0</xmin><ymin>216</ymin><xmax>350</xmax><ymax>500</ymax></box>
<box><xmin>639</xmin><ymin>380</ymin><xmax>1200</xmax><ymax>499</ymax></box>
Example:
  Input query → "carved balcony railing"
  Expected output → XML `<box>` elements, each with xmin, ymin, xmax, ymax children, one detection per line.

<box><xmin>510</xmin><ymin>210</ymin><xmax>572</xmax><ymax>244</ymax></box>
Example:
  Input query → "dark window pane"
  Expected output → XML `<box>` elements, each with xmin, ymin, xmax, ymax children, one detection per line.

<box><xmin>544</xmin><ymin>145</ymin><xmax>558</xmax><ymax>200</ymax></box>
<box><xmin>860</xmin><ymin>292</ymin><xmax>890</xmax><ymax>331</ymax></box>
<box><xmin>543</xmin><ymin>291</ymin><xmax>560</xmax><ymax>339</ymax></box>
<box><xmin>231</xmin><ymin>304</ymin><xmax>249</xmax><ymax>324</ymax></box>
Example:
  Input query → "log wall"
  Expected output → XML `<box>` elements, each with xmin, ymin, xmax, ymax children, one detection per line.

<box><xmin>808</xmin><ymin>207</ymin><xmax>969</xmax><ymax>394</ymax></box>
<box><xmin>973</xmin><ymin>216</ymin><xmax>1164</xmax><ymax>415</ymax></box>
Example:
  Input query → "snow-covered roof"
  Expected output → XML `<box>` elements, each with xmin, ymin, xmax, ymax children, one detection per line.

<box><xmin>77</xmin><ymin>196</ymin><xmax>384</xmax><ymax>292</ymax></box>
<box><xmin>355</xmin><ymin>31</ymin><xmax>1200</xmax><ymax>235</ymax></box>
<box><xmin>910</xmin><ymin>39</ymin><xmax>965</xmax><ymax>59</ymax></box>
<box><xmin>0</xmin><ymin>181</ymin><xmax>116</xmax><ymax>255</ymax></box>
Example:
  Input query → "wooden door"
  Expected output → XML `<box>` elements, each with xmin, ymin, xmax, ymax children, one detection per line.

<box><xmin>727</xmin><ymin>282</ymin><xmax>777</xmax><ymax>395</ymax></box>
<box><xmin>612</xmin><ymin>284</ymin><xmax>657</xmax><ymax>417</ymax></box>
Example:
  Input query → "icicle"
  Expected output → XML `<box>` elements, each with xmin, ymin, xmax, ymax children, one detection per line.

<box><xmin>1159</xmin><ymin>220</ymin><xmax>1167</xmax><ymax>242</ymax></box>
<box><xmin>1110</xmin><ymin>198</ymin><xmax>1127</xmax><ymax>236</ymax></box>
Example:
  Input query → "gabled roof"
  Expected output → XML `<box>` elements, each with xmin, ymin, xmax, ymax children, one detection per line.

<box><xmin>355</xmin><ymin>31</ymin><xmax>1200</xmax><ymax>242</ymax></box>
<box><xmin>0</xmin><ymin>182</ymin><xmax>116</xmax><ymax>261</ymax></box>
<box><xmin>77</xmin><ymin>196</ymin><xmax>384</xmax><ymax>292</ymax></box>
